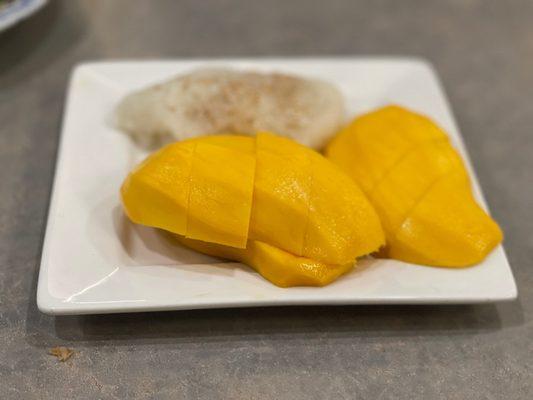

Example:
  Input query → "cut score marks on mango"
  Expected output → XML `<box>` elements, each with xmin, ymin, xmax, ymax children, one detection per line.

<box><xmin>121</xmin><ymin>132</ymin><xmax>385</xmax><ymax>287</ymax></box>
<box><xmin>121</xmin><ymin>138</ymin><xmax>256</xmax><ymax>249</ymax></box>
<box><xmin>121</xmin><ymin>103</ymin><xmax>503</xmax><ymax>287</ymax></box>
<box><xmin>120</xmin><ymin>141</ymin><xmax>195</xmax><ymax>235</ymax></box>
<box><xmin>326</xmin><ymin>105</ymin><xmax>503</xmax><ymax>268</ymax></box>
<box><xmin>250</xmin><ymin>133</ymin><xmax>313</xmax><ymax>258</ymax></box>
<box><xmin>186</xmin><ymin>141</ymin><xmax>256</xmax><ymax>248</ymax></box>
<box><xmin>175</xmin><ymin>236</ymin><xmax>353</xmax><ymax>288</ymax></box>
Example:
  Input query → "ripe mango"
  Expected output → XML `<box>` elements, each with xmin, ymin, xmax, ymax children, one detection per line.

<box><xmin>326</xmin><ymin>105</ymin><xmax>502</xmax><ymax>267</ymax></box>
<box><xmin>121</xmin><ymin>139</ymin><xmax>255</xmax><ymax>248</ymax></box>
<box><xmin>121</xmin><ymin>132</ymin><xmax>384</xmax><ymax>286</ymax></box>
<box><xmin>175</xmin><ymin>236</ymin><xmax>353</xmax><ymax>287</ymax></box>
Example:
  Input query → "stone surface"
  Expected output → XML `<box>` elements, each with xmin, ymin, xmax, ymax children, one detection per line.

<box><xmin>1</xmin><ymin>1</ymin><xmax>532</xmax><ymax>399</ymax></box>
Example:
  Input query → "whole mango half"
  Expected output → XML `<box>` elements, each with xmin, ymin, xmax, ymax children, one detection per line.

<box><xmin>121</xmin><ymin>132</ymin><xmax>384</xmax><ymax>286</ymax></box>
<box><xmin>325</xmin><ymin>105</ymin><xmax>502</xmax><ymax>267</ymax></box>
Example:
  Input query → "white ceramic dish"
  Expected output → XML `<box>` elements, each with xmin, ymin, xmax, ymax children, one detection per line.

<box><xmin>37</xmin><ymin>58</ymin><xmax>517</xmax><ymax>315</ymax></box>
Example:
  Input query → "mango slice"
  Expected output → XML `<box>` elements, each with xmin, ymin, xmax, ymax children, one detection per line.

<box><xmin>369</xmin><ymin>140</ymin><xmax>467</xmax><ymax>234</ymax></box>
<box><xmin>120</xmin><ymin>141</ymin><xmax>195</xmax><ymax>235</ymax></box>
<box><xmin>186</xmin><ymin>141</ymin><xmax>255</xmax><ymax>248</ymax></box>
<box><xmin>388</xmin><ymin>172</ymin><xmax>502</xmax><ymax>266</ymax></box>
<box><xmin>249</xmin><ymin>133</ymin><xmax>313</xmax><ymax>258</ymax></box>
<box><xmin>327</xmin><ymin>106</ymin><xmax>447</xmax><ymax>193</ymax></box>
<box><xmin>303</xmin><ymin>148</ymin><xmax>385</xmax><ymax>264</ymax></box>
<box><xmin>175</xmin><ymin>236</ymin><xmax>353</xmax><ymax>287</ymax></box>
<box><xmin>121</xmin><ymin>132</ymin><xmax>384</xmax><ymax>286</ymax></box>
<box><xmin>326</xmin><ymin>105</ymin><xmax>503</xmax><ymax>267</ymax></box>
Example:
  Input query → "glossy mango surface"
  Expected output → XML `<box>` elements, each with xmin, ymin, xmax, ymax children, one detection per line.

<box><xmin>326</xmin><ymin>105</ymin><xmax>502</xmax><ymax>267</ymax></box>
<box><xmin>121</xmin><ymin>132</ymin><xmax>384</xmax><ymax>286</ymax></box>
<box><xmin>176</xmin><ymin>236</ymin><xmax>353</xmax><ymax>287</ymax></box>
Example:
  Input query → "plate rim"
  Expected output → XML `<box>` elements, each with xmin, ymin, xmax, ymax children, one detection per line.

<box><xmin>36</xmin><ymin>57</ymin><xmax>517</xmax><ymax>315</ymax></box>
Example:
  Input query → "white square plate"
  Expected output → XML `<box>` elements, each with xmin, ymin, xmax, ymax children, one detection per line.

<box><xmin>37</xmin><ymin>58</ymin><xmax>517</xmax><ymax>315</ymax></box>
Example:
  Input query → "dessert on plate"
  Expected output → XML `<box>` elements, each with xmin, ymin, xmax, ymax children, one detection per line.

<box><xmin>121</xmin><ymin>132</ymin><xmax>384</xmax><ymax>287</ymax></box>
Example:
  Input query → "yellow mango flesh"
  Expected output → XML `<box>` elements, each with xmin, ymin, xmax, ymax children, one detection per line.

<box><xmin>369</xmin><ymin>140</ymin><xmax>467</xmax><ymax>233</ymax></box>
<box><xmin>186</xmin><ymin>141</ymin><xmax>255</xmax><ymax>248</ymax></box>
<box><xmin>175</xmin><ymin>236</ymin><xmax>353</xmax><ymax>287</ymax></box>
<box><xmin>249</xmin><ymin>133</ymin><xmax>313</xmax><ymax>258</ymax></box>
<box><xmin>248</xmin><ymin>133</ymin><xmax>384</xmax><ymax>265</ymax></box>
<box><xmin>121</xmin><ymin>132</ymin><xmax>384</xmax><ymax>286</ymax></box>
<box><xmin>326</xmin><ymin>105</ymin><xmax>503</xmax><ymax>267</ymax></box>
<box><xmin>388</xmin><ymin>172</ymin><xmax>503</xmax><ymax>266</ymax></box>
<box><xmin>121</xmin><ymin>139</ymin><xmax>255</xmax><ymax>248</ymax></box>
<box><xmin>328</xmin><ymin>106</ymin><xmax>447</xmax><ymax>193</ymax></box>
<box><xmin>120</xmin><ymin>141</ymin><xmax>195</xmax><ymax>235</ymax></box>
<box><xmin>303</xmin><ymin>150</ymin><xmax>385</xmax><ymax>264</ymax></box>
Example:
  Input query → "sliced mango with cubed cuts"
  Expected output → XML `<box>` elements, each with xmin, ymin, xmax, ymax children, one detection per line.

<box><xmin>303</xmin><ymin>149</ymin><xmax>385</xmax><ymax>264</ymax></box>
<box><xmin>175</xmin><ymin>236</ymin><xmax>353</xmax><ymax>287</ymax></box>
<box><xmin>121</xmin><ymin>132</ymin><xmax>385</xmax><ymax>286</ymax></box>
<box><xmin>369</xmin><ymin>140</ymin><xmax>467</xmax><ymax>233</ymax></box>
<box><xmin>328</xmin><ymin>106</ymin><xmax>448</xmax><ymax>193</ymax></box>
<box><xmin>121</xmin><ymin>139</ymin><xmax>255</xmax><ymax>248</ymax></box>
<box><xmin>187</xmin><ymin>141</ymin><xmax>255</xmax><ymax>248</ymax></box>
<box><xmin>120</xmin><ymin>141</ymin><xmax>195</xmax><ymax>235</ymax></box>
<box><xmin>388</xmin><ymin>172</ymin><xmax>502</xmax><ymax>266</ymax></box>
<box><xmin>326</xmin><ymin>105</ymin><xmax>503</xmax><ymax>267</ymax></box>
<box><xmin>250</xmin><ymin>133</ymin><xmax>313</xmax><ymax>257</ymax></box>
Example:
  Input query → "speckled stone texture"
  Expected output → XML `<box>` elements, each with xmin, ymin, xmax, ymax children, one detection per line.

<box><xmin>1</xmin><ymin>1</ymin><xmax>532</xmax><ymax>399</ymax></box>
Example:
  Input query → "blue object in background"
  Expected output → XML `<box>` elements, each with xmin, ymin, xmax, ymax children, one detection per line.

<box><xmin>0</xmin><ymin>0</ymin><xmax>47</xmax><ymax>32</ymax></box>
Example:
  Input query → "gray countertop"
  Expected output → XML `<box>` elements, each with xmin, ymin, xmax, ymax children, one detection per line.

<box><xmin>1</xmin><ymin>1</ymin><xmax>532</xmax><ymax>399</ymax></box>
